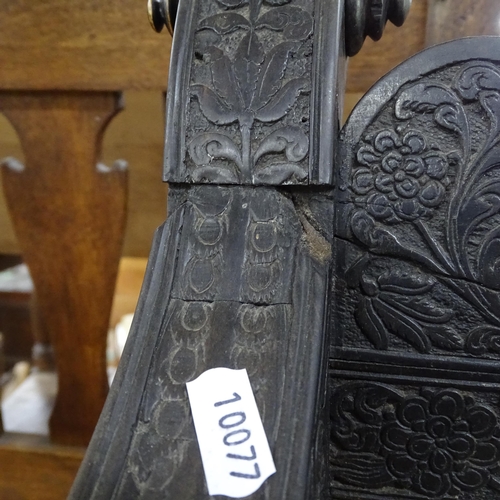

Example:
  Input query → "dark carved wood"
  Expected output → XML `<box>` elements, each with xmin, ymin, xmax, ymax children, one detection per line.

<box><xmin>330</xmin><ymin>37</ymin><xmax>500</xmax><ymax>499</ymax></box>
<box><xmin>71</xmin><ymin>0</ymin><xmax>345</xmax><ymax>497</ymax></box>
<box><xmin>164</xmin><ymin>0</ymin><xmax>345</xmax><ymax>186</ymax></box>
<box><xmin>75</xmin><ymin>2</ymin><xmax>500</xmax><ymax>500</ymax></box>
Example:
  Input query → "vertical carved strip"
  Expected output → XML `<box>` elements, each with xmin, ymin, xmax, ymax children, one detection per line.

<box><xmin>0</xmin><ymin>91</ymin><xmax>127</xmax><ymax>446</ymax></box>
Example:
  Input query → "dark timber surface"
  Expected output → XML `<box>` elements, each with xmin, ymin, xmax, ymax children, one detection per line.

<box><xmin>70</xmin><ymin>0</ymin><xmax>342</xmax><ymax>498</ymax></box>
<box><xmin>70</xmin><ymin>0</ymin><xmax>500</xmax><ymax>497</ymax></box>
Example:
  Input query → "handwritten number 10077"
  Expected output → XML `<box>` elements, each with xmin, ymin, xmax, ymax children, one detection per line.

<box><xmin>214</xmin><ymin>392</ymin><xmax>261</xmax><ymax>479</ymax></box>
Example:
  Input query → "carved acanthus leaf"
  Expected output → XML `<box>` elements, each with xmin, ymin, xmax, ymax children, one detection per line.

<box><xmin>255</xmin><ymin>78</ymin><xmax>309</xmax><ymax>122</ymax></box>
<box><xmin>189</xmin><ymin>133</ymin><xmax>243</xmax><ymax>170</ymax></box>
<box><xmin>254</xmin><ymin>125</ymin><xmax>308</xmax><ymax>164</ymax></box>
<box><xmin>191</xmin><ymin>85</ymin><xmax>239</xmax><ymax>125</ymax></box>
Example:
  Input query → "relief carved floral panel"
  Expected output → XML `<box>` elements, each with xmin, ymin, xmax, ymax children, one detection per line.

<box><xmin>187</xmin><ymin>0</ymin><xmax>313</xmax><ymax>184</ymax></box>
<box><xmin>338</xmin><ymin>63</ymin><xmax>500</xmax><ymax>357</ymax></box>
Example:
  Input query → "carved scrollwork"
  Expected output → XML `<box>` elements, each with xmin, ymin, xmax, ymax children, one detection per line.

<box><xmin>330</xmin><ymin>382</ymin><xmax>500</xmax><ymax>498</ymax></box>
<box><xmin>339</xmin><ymin>60</ymin><xmax>500</xmax><ymax>357</ymax></box>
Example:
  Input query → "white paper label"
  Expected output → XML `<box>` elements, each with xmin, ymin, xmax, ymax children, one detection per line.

<box><xmin>186</xmin><ymin>367</ymin><xmax>276</xmax><ymax>498</ymax></box>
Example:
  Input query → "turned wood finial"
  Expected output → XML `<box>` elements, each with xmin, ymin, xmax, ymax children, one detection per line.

<box><xmin>148</xmin><ymin>0</ymin><xmax>177</xmax><ymax>35</ymax></box>
<box><xmin>345</xmin><ymin>0</ymin><xmax>412</xmax><ymax>56</ymax></box>
<box><xmin>148</xmin><ymin>0</ymin><xmax>411</xmax><ymax>57</ymax></box>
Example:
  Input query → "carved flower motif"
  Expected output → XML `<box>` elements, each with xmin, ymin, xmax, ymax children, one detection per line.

<box><xmin>352</xmin><ymin>266</ymin><xmax>458</xmax><ymax>353</ymax></box>
<box><xmin>352</xmin><ymin>129</ymin><xmax>452</xmax><ymax>223</ymax></box>
<box><xmin>382</xmin><ymin>390</ymin><xmax>500</xmax><ymax>498</ymax></box>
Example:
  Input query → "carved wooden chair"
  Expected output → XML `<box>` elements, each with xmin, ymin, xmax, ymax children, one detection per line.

<box><xmin>1</xmin><ymin>0</ymin><xmax>498</xmax><ymax>499</ymax></box>
<box><xmin>69</xmin><ymin>0</ymin><xmax>500</xmax><ymax>499</ymax></box>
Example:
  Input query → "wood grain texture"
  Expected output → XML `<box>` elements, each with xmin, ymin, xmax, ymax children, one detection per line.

<box><xmin>346</xmin><ymin>0</ymin><xmax>427</xmax><ymax>94</ymax></box>
<box><xmin>0</xmin><ymin>433</ymin><xmax>84</xmax><ymax>500</ymax></box>
<box><xmin>0</xmin><ymin>333</ymin><xmax>3</xmax><ymax>435</ymax></box>
<box><xmin>0</xmin><ymin>290</ymin><xmax>33</xmax><ymax>369</ymax></box>
<box><xmin>0</xmin><ymin>116</ymin><xmax>23</xmax><ymax>255</ymax></box>
<box><xmin>0</xmin><ymin>0</ymin><xmax>171</xmax><ymax>91</ymax></box>
<box><xmin>0</xmin><ymin>92</ymin><xmax>167</xmax><ymax>258</ymax></box>
<box><xmin>426</xmin><ymin>0</ymin><xmax>500</xmax><ymax>45</ymax></box>
<box><xmin>0</xmin><ymin>92</ymin><xmax>127</xmax><ymax>446</ymax></box>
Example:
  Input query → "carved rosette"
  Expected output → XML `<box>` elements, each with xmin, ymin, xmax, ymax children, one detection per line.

<box><xmin>330</xmin><ymin>382</ymin><xmax>500</xmax><ymax>498</ymax></box>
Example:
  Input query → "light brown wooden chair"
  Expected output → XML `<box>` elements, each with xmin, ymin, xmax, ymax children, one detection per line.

<box><xmin>0</xmin><ymin>2</ymin><xmax>170</xmax><ymax>497</ymax></box>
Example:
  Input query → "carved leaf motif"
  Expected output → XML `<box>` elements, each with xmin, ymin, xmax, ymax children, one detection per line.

<box><xmin>378</xmin><ymin>272</ymin><xmax>433</xmax><ymax>295</ymax></box>
<box><xmin>349</xmin><ymin>211</ymin><xmax>453</xmax><ymax>275</ymax></box>
<box><xmin>456</xmin><ymin>175</ymin><xmax>500</xmax><ymax>288</ymax></box>
<box><xmin>234</xmin><ymin>31</ymin><xmax>264</xmax><ymax>110</ymax></box>
<box><xmin>427</xmin><ymin>326</ymin><xmax>463</xmax><ymax>351</ymax></box>
<box><xmin>395</xmin><ymin>83</ymin><xmax>467</xmax><ymax>135</ymax></box>
<box><xmin>345</xmin><ymin>255</ymin><xmax>371</xmax><ymax>289</ymax></box>
<box><xmin>191</xmin><ymin>85</ymin><xmax>239</xmax><ymax>125</ymax></box>
<box><xmin>331</xmin><ymin>453</ymin><xmax>393</xmax><ymax>488</ymax></box>
<box><xmin>444</xmin><ymin>279</ymin><xmax>500</xmax><ymax>329</ymax></box>
<box><xmin>254</xmin><ymin>125</ymin><xmax>308</xmax><ymax>164</ymax></box>
<box><xmin>199</xmin><ymin>13</ymin><xmax>250</xmax><ymax>34</ymax></box>
<box><xmin>189</xmin><ymin>133</ymin><xmax>243</xmax><ymax>170</ymax></box>
<box><xmin>205</xmin><ymin>47</ymin><xmax>241</xmax><ymax>111</ymax></box>
<box><xmin>355</xmin><ymin>297</ymin><xmax>389</xmax><ymax>350</ymax></box>
<box><xmin>256</xmin><ymin>6</ymin><xmax>313</xmax><ymax>40</ymax></box>
<box><xmin>380</xmin><ymin>295</ymin><xmax>452</xmax><ymax>324</ymax></box>
<box><xmin>255</xmin><ymin>78</ymin><xmax>309</xmax><ymax>122</ymax></box>
<box><xmin>350</xmin><ymin>212</ymin><xmax>411</xmax><ymax>260</ymax></box>
<box><xmin>253</xmin><ymin>41</ymin><xmax>299</xmax><ymax>110</ymax></box>
<box><xmin>479</xmin><ymin>91</ymin><xmax>500</xmax><ymax>138</ymax></box>
<box><xmin>352</xmin><ymin>262</ymin><xmax>464</xmax><ymax>353</ymax></box>
<box><xmin>456</xmin><ymin>64</ymin><xmax>500</xmax><ymax>101</ymax></box>
<box><xmin>459</xmin><ymin>177</ymin><xmax>500</xmax><ymax>248</ymax></box>
<box><xmin>253</xmin><ymin>164</ymin><xmax>307</xmax><ymax>184</ymax></box>
<box><xmin>350</xmin><ymin>211</ymin><xmax>401</xmax><ymax>253</ymax></box>
<box><xmin>372</xmin><ymin>299</ymin><xmax>431</xmax><ymax>353</ymax></box>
